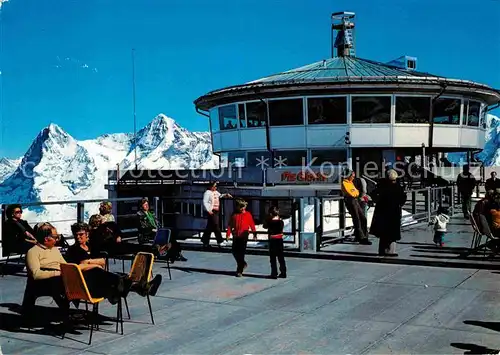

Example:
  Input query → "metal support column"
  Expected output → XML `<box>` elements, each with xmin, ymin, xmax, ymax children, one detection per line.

<box><xmin>76</xmin><ymin>202</ymin><xmax>85</xmax><ymax>223</ymax></box>
<box><xmin>314</xmin><ymin>198</ymin><xmax>322</xmax><ymax>252</ymax></box>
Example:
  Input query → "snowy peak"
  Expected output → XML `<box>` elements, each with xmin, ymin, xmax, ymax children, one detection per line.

<box><xmin>135</xmin><ymin>114</ymin><xmax>185</xmax><ymax>151</ymax></box>
<box><xmin>0</xmin><ymin>157</ymin><xmax>20</xmax><ymax>183</ymax></box>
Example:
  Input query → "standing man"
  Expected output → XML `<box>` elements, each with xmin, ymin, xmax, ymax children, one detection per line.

<box><xmin>456</xmin><ymin>165</ymin><xmax>477</xmax><ymax>219</ymax></box>
<box><xmin>354</xmin><ymin>174</ymin><xmax>369</xmax><ymax>217</ymax></box>
<box><xmin>341</xmin><ymin>170</ymin><xmax>371</xmax><ymax>245</ymax></box>
<box><xmin>202</xmin><ymin>181</ymin><xmax>233</xmax><ymax>248</ymax></box>
<box><xmin>485</xmin><ymin>171</ymin><xmax>500</xmax><ymax>192</ymax></box>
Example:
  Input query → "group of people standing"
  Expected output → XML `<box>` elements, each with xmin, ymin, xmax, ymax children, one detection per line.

<box><xmin>341</xmin><ymin>168</ymin><xmax>407</xmax><ymax>256</ymax></box>
<box><xmin>202</xmin><ymin>181</ymin><xmax>287</xmax><ymax>278</ymax></box>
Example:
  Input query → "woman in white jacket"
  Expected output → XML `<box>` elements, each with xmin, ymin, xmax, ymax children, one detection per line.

<box><xmin>201</xmin><ymin>181</ymin><xmax>232</xmax><ymax>248</ymax></box>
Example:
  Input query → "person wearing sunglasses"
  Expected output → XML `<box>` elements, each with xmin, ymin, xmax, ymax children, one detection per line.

<box><xmin>3</xmin><ymin>204</ymin><xmax>37</xmax><ymax>256</ymax></box>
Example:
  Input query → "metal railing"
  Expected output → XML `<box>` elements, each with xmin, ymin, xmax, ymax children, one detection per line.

<box><xmin>0</xmin><ymin>185</ymin><xmax>468</xmax><ymax>259</ymax></box>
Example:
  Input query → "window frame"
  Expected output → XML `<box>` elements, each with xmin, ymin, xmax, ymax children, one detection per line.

<box><xmin>431</xmin><ymin>96</ymin><xmax>462</xmax><ymax>126</ymax></box>
<box><xmin>268</xmin><ymin>97</ymin><xmax>305</xmax><ymax>127</ymax></box>
<box><xmin>307</xmin><ymin>96</ymin><xmax>348</xmax><ymax>125</ymax></box>
<box><xmin>218</xmin><ymin>104</ymin><xmax>239</xmax><ymax>131</ymax></box>
<box><xmin>394</xmin><ymin>95</ymin><xmax>431</xmax><ymax>124</ymax></box>
<box><xmin>350</xmin><ymin>95</ymin><xmax>392</xmax><ymax>125</ymax></box>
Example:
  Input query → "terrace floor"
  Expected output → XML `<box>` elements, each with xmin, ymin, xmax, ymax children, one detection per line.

<box><xmin>1</xmin><ymin>242</ymin><xmax>500</xmax><ymax>354</ymax></box>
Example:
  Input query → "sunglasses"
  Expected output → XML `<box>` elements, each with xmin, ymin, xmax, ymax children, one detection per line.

<box><xmin>13</xmin><ymin>210</ymin><xmax>22</xmax><ymax>214</ymax></box>
<box><xmin>76</xmin><ymin>232</ymin><xmax>87</xmax><ymax>237</ymax></box>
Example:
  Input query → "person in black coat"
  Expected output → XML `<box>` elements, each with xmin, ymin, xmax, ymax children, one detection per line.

<box><xmin>369</xmin><ymin>170</ymin><xmax>407</xmax><ymax>257</ymax></box>
<box><xmin>2</xmin><ymin>204</ymin><xmax>37</xmax><ymax>255</ymax></box>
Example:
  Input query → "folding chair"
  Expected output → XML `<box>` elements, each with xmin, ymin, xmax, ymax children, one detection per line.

<box><xmin>153</xmin><ymin>228</ymin><xmax>172</xmax><ymax>280</ymax></box>
<box><xmin>469</xmin><ymin>213</ymin><xmax>483</xmax><ymax>249</ymax></box>
<box><xmin>122</xmin><ymin>252</ymin><xmax>156</xmax><ymax>324</ymax></box>
<box><xmin>60</xmin><ymin>263</ymin><xmax>124</xmax><ymax>345</ymax></box>
<box><xmin>461</xmin><ymin>214</ymin><xmax>500</xmax><ymax>259</ymax></box>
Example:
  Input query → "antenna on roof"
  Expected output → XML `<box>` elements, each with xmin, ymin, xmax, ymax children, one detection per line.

<box><xmin>331</xmin><ymin>11</ymin><xmax>356</xmax><ymax>58</ymax></box>
<box><xmin>132</xmin><ymin>48</ymin><xmax>138</xmax><ymax>171</ymax></box>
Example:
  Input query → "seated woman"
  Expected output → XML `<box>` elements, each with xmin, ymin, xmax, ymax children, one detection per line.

<box><xmin>69</xmin><ymin>222</ymin><xmax>162</xmax><ymax>297</ymax></box>
<box><xmin>88</xmin><ymin>214</ymin><xmax>122</xmax><ymax>255</ymax></box>
<box><xmin>98</xmin><ymin>201</ymin><xmax>115</xmax><ymax>222</ymax></box>
<box><xmin>137</xmin><ymin>198</ymin><xmax>186</xmax><ymax>263</ymax></box>
<box><xmin>3</xmin><ymin>204</ymin><xmax>37</xmax><ymax>255</ymax></box>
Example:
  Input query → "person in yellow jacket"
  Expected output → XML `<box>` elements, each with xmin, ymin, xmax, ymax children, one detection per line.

<box><xmin>341</xmin><ymin>169</ymin><xmax>371</xmax><ymax>245</ymax></box>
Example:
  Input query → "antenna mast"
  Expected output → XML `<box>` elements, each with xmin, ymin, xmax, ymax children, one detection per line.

<box><xmin>132</xmin><ymin>48</ymin><xmax>138</xmax><ymax>170</ymax></box>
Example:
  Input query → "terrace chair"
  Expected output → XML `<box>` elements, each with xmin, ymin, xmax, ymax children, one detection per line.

<box><xmin>60</xmin><ymin>263</ymin><xmax>124</xmax><ymax>345</ymax></box>
<box><xmin>122</xmin><ymin>252</ymin><xmax>156</xmax><ymax>324</ymax></box>
<box><xmin>461</xmin><ymin>214</ymin><xmax>500</xmax><ymax>259</ymax></box>
<box><xmin>469</xmin><ymin>212</ymin><xmax>483</xmax><ymax>249</ymax></box>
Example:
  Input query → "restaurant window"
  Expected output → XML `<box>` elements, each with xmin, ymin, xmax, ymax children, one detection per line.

<box><xmin>273</xmin><ymin>150</ymin><xmax>307</xmax><ymax>167</ymax></box>
<box><xmin>209</xmin><ymin>107</ymin><xmax>219</xmax><ymax>132</ymax></box>
<box><xmin>467</xmin><ymin>101</ymin><xmax>481</xmax><ymax>127</ymax></box>
<box><xmin>432</xmin><ymin>98</ymin><xmax>460</xmax><ymax>125</ymax></box>
<box><xmin>480</xmin><ymin>104</ymin><xmax>487</xmax><ymax>129</ymax></box>
<box><xmin>218</xmin><ymin>104</ymin><xmax>238</xmax><ymax>130</ymax></box>
<box><xmin>308</xmin><ymin>97</ymin><xmax>347</xmax><ymax>124</ymax></box>
<box><xmin>395</xmin><ymin>97</ymin><xmax>431</xmax><ymax>123</ymax></box>
<box><xmin>269</xmin><ymin>99</ymin><xmax>304</xmax><ymax>126</ymax></box>
<box><xmin>220</xmin><ymin>152</ymin><xmax>246</xmax><ymax>168</ymax></box>
<box><xmin>310</xmin><ymin>149</ymin><xmax>347</xmax><ymax>165</ymax></box>
<box><xmin>351</xmin><ymin>96</ymin><xmax>391</xmax><ymax>124</ymax></box>
<box><xmin>246</xmin><ymin>101</ymin><xmax>267</xmax><ymax>128</ymax></box>
<box><xmin>238</xmin><ymin>104</ymin><xmax>246</xmax><ymax>128</ymax></box>
<box><xmin>247</xmin><ymin>151</ymin><xmax>272</xmax><ymax>168</ymax></box>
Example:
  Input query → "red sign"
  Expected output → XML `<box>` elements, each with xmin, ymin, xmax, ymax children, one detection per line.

<box><xmin>280</xmin><ymin>171</ymin><xmax>328</xmax><ymax>182</ymax></box>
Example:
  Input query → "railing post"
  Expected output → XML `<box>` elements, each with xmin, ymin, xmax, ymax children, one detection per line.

<box><xmin>339</xmin><ymin>198</ymin><xmax>346</xmax><ymax>238</ymax></box>
<box><xmin>426</xmin><ymin>188</ymin><xmax>432</xmax><ymax>222</ymax></box>
<box><xmin>76</xmin><ymin>202</ymin><xmax>85</xmax><ymax>223</ymax></box>
<box><xmin>411</xmin><ymin>191</ymin><xmax>416</xmax><ymax>215</ymax></box>
<box><xmin>314</xmin><ymin>197</ymin><xmax>322</xmax><ymax>252</ymax></box>
<box><xmin>450</xmin><ymin>185</ymin><xmax>455</xmax><ymax>216</ymax></box>
<box><xmin>0</xmin><ymin>204</ymin><xmax>5</xmax><ymax>258</ymax></box>
<box><xmin>153</xmin><ymin>196</ymin><xmax>161</xmax><ymax>226</ymax></box>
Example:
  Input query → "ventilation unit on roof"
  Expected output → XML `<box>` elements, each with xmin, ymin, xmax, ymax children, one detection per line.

<box><xmin>331</xmin><ymin>11</ymin><xmax>356</xmax><ymax>58</ymax></box>
<box><xmin>387</xmin><ymin>56</ymin><xmax>418</xmax><ymax>71</ymax></box>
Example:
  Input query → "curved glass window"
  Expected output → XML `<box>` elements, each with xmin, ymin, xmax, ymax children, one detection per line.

<box><xmin>310</xmin><ymin>149</ymin><xmax>347</xmax><ymax>165</ymax></box>
<box><xmin>209</xmin><ymin>107</ymin><xmax>219</xmax><ymax>133</ymax></box>
<box><xmin>238</xmin><ymin>104</ymin><xmax>246</xmax><ymax>128</ymax></box>
<box><xmin>395</xmin><ymin>97</ymin><xmax>430</xmax><ymax>123</ymax></box>
<box><xmin>219</xmin><ymin>105</ymin><xmax>238</xmax><ymax>130</ymax></box>
<box><xmin>308</xmin><ymin>97</ymin><xmax>347</xmax><ymax>124</ymax></box>
<box><xmin>269</xmin><ymin>99</ymin><xmax>304</xmax><ymax>126</ymax></box>
<box><xmin>467</xmin><ymin>101</ymin><xmax>481</xmax><ymax>127</ymax></box>
<box><xmin>432</xmin><ymin>98</ymin><xmax>460</xmax><ymax>125</ymax></box>
<box><xmin>351</xmin><ymin>96</ymin><xmax>391</xmax><ymax>124</ymax></box>
<box><xmin>273</xmin><ymin>150</ymin><xmax>307</xmax><ymax>167</ymax></box>
<box><xmin>246</xmin><ymin>101</ymin><xmax>267</xmax><ymax>127</ymax></box>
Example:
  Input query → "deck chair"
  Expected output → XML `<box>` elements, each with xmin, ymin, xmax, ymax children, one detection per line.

<box><xmin>122</xmin><ymin>252</ymin><xmax>156</xmax><ymax>324</ymax></box>
<box><xmin>153</xmin><ymin>228</ymin><xmax>172</xmax><ymax>280</ymax></box>
<box><xmin>461</xmin><ymin>214</ymin><xmax>500</xmax><ymax>259</ymax></box>
<box><xmin>469</xmin><ymin>213</ymin><xmax>483</xmax><ymax>249</ymax></box>
<box><xmin>60</xmin><ymin>263</ymin><xmax>124</xmax><ymax>345</ymax></box>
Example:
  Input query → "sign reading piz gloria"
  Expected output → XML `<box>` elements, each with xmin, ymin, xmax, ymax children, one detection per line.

<box><xmin>266</xmin><ymin>167</ymin><xmax>340</xmax><ymax>184</ymax></box>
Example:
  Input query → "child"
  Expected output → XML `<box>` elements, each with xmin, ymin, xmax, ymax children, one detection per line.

<box><xmin>226</xmin><ymin>199</ymin><xmax>256</xmax><ymax>277</ymax></box>
<box><xmin>263</xmin><ymin>206</ymin><xmax>287</xmax><ymax>279</ymax></box>
<box><xmin>430</xmin><ymin>207</ymin><xmax>450</xmax><ymax>247</ymax></box>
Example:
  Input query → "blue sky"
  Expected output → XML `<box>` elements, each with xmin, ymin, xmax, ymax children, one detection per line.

<box><xmin>0</xmin><ymin>0</ymin><xmax>499</xmax><ymax>158</ymax></box>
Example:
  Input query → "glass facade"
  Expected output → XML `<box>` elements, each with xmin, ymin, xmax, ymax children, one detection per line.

<box><xmin>310</xmin><ymin>149</ymin><xmax>347</xmax><ymax>165</ymax></box>
<box><xmin>246</xmin><ymin>101</ymin><xmax>267</xmax><ymax>127</ymax></box>
<box><xmin>395</xmin><ymin>97</ymin><xmax>430</xmax><ymax>123</ymax></box>
<box><xmin>308</xmin><ymin>97</ymin><xmax>347</xmax><ymax>124</ymax></box>
<box><xmin>269</xmin><ymin>99</ymin><xmax>304</xmax><ymax>126</ymax></box>
<box><xmin>238</xmin><ymin>104</ymin><xmax>246</xmax><ymax>128</ymax></box>
<box><xmin>209</xmin><ymin>107</ymin><xmax>219</xmax><ymax>132</ymax></box>
<box><xmin>219</xmin><ymin>105</ymin><xmax>238</xmax><ymax>130</ymax></box>
<box><xmin>432</xmin><ymin>98</ymin><xmax>461</xmax><ymax>125</ymax></box>
<box><xmin>351</xmin><ymin>96</ymin><xmax>391</xmax><ymax>124</ymax></box>
<box><xmin>273</xmin><ymin>150</ymin><xmax>307</xmax><ymax>167</ymax></box>
<box><xmin>467</xmin><ymin>101</ymin><xmax>481</xmax><ymax>127</ymax></box>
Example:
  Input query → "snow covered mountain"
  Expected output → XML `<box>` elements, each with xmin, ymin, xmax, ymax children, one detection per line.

<box><xmin>447</xmin><ymin>114</ymin><xmax>500</xmax><ymax>165</ymax></box>
<box><xmin>0</xmin><ymin>157</ymin><xmax>20</xmax><ymax>183</ymax></box>
<box><xmin>0</xmin><ymin>114</ymin><xmax>218</xmax><ymax>233</ymax></box>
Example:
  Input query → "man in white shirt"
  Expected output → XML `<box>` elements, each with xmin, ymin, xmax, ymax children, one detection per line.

<box><xmin>202</xmin><ymin>181</ymin><xmax>232</xmax><ymax>248</ymax></box>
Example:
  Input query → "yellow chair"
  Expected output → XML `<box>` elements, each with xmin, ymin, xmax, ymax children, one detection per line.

<box><xmin>123</xmin><ymin>252</ymin><xmax>156</xmax><ymax>324</ymax></box>
<box><xmin>60</xmin><ymin>263</ymin><xmax>124</xmax><ymax>345</ymax></box>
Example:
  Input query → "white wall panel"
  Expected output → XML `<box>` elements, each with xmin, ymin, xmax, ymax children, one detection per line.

<box><xmin>433</xmin><ymin>126</ymin><xmax>460</xmax><ymax>147</ymax></box>
<box><xmin>393</xmin><ymin>126</ymin><xmax>428</xmax><ymax>147</ymax></box>
<box><xmin>270</xmin><ymin>126</ymin><xmax>306</xmax><ymax>149</ymax></box>
<box><xmin>350</xmin><ymin>126</ymin><xmax>391</xmax><ymax>146</ymax></box>
<box><xmin>240</xmin><ymin>129</ymin><xmax>267</xmax><ymax>150</ymax></box>
<box><xmin>306</xmin><ymin>126</ymin><xmax>347</xmax><ymax>147</ymax></box>
<box><xmin>219</xmin><ymin>131</ymin><xmax>240</xmax><ymax>150</ymax></box>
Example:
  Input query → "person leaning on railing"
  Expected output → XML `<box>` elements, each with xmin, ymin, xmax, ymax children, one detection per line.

<box><xmin>341</xmin><ymin>169</ymin><xmax>371</xmax><ymax>245</ymax></box>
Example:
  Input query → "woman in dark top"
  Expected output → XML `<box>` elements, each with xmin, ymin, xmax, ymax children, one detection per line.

<box><xmin>66</xmin><ymin>222</ymin><xmax>106</xmax><ymax>268</ymax></box>
<box><xmin>263</xmin><ymin>206</ymin><xmax>287</xmax><ymax>279</ymax></box>
<box><xmin>3</xmin><ymin>204</ymin><xmax>37</xmax><ymax>255</ymax></box>
<box><xmin>369</xmin><ymin>169</ymin><xmax>407</xmax><ymax>257</ymax></box>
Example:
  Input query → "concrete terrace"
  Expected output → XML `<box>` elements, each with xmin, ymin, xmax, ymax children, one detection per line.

<box><xmin>1</xmin><ymin>225</ymin><xmax>500</xmax><ymax>354</ymax></box>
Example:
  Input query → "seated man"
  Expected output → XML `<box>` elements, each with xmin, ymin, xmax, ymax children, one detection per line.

<box><xmin>3</xmin><ymin>204</ymin><xmax>37</xmax><ymax>256</ymax></box>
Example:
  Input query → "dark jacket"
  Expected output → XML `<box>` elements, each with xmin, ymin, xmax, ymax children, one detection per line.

<box><xmin>137</xmin><ymin>210</ymin><xmax>159</xmax><ymax>242</ymax></box>
<box><xmin>89</xmin><ymin>221</ymin><xmax>121</xmax><ymax>254</ymax></box>
<box><xmin>2</xmin><ymin>218</ymin><xmax>35</xmax><ymax>255</ymax></box>
<box><xmin>485</xmin><ymin>178</ymin><xmax>500</xmax><ymax>192</ymax></box>
<box><xmin>457</xmin><ymin>172</ymin><xmax>476</xmax><ymax>196</ymax></box>
<box><xmin>369</xmin><ymin>179</ymin><xmax>407</xmax><ymax>241</ymax></box>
